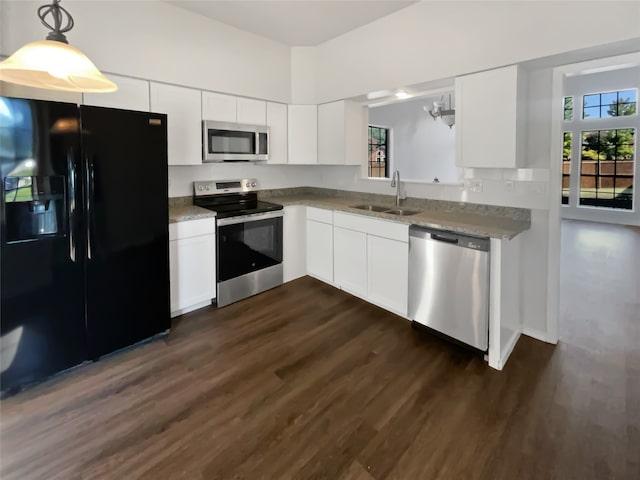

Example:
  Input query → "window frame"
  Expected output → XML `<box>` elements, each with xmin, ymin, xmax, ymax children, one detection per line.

<box><xmin>580</xmin><ymin>88</ymin><xmax>638</xmax><ymax>121</ymax></box>
<box><xmin>367</xmin><ymin>124</ymin><xmax>390</xmax><ymax>179</ymax></box>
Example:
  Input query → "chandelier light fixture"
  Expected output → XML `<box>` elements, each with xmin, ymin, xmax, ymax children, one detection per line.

<box><xmin>424</xmin><ymin>93</ymin><xmax>455</xmax><ymax>129</ymax></box>
<box><xmin>0</xmin><ymin>0</ymin><xmax>117</xmax><ymax>93</ymax></box>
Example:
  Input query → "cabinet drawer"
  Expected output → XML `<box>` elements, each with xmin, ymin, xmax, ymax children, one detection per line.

<box><xmin>306</xmin><ymin>207</ymin><xmax>333</xmax><ymax>224</ymax></box>
<box><xmin>169</xmin><ymin>218</ymin><xmax>216</xmax><ymax>241</ymax></box>
<box><xmin>333</xmin><ymin>212</ymin><xmax>408</xmax><ymax>243</ymax></box>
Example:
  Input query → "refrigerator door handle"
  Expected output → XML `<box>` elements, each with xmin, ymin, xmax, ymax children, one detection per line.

<box><xmin>86</xmin><ymin>155</ymin><xmax>95</xmax><ymax>260</ymax></box>
<box><xmin>67</xmin><ymin>150</ymin><xmax>76</xmax><ymax>262</ymax></box>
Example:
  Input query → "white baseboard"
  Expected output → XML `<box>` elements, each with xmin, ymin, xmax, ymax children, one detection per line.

<box><xmin>522</xmin><ymin>326</ymin><xmax>548</xmax><ymax>343</ymax></box>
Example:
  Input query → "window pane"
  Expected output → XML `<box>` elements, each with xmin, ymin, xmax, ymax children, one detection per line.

<box><xmin>583</xmin><ymin>106</ymin><xmax>601</xmax><ymax>119</ymax></box>
<box><xmin>583</xmin><ymin>94</ymin><xmax>600</xmax><ymax>107</ymax></box>
<box><xmin>601</xmin><ymin>104</ymin><xmax>616</xmax><ymax>117</ymax></box>
<box><xmin>619</xmin><ymin>89</ymin><xmax>637</xmax><ymax>103</ymax></box>
<box><xmin>579</xmin><ymin>128</ymin><xmax>635</xmax><ymax>210</ymax></box>
<box><xmin>601</xmin><ymin>92</ymin><xmax>617</xmax><ymax>106</ymax></box>
<box><xmin>562</xmin><ymin>132</ymin><xmax>572</xmax><ymax>205</ymax></box>
<box><xmin>618</xmin><ymin>102</ymin><xmax>637</xmax><ymax>117</ymax></box>
<box><xmin>563</xmin><ymin>96</ymin><xmax>573</xmax><ymax>121</ymax></box>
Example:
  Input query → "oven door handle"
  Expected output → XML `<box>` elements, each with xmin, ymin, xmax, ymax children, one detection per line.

<box><xmin>216</xmin><ymin>210</ymin><xmax>283</xmax><ymax>227</ymax></box>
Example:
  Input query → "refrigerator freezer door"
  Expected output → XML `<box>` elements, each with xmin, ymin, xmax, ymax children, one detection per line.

<box><xmin>0</xmin><ymin>98</ymin><xmax>86</xmax><ymax>392</ymax></box>
<box><xmin>80</xmin><ymin>106</ymin><xmax>170</xmax><ymax>358</ymax></box>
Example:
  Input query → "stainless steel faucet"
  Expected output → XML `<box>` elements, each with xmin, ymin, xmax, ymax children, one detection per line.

<box><xmin>390</xmin><ymin>169</ymin><xmax>402</xmax><ymax>207</ymax></box>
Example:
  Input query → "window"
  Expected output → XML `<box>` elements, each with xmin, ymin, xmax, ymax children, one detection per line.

<box><xmin>563</xmin><ymin>96</ymin><xmax>574</xmax><ymax>121</ymax></box>
<box><xmin>579</xmin><ymin>128</ymin><xmax>635</xmax><ymax>210</ymax></box>
<box><xmin>562</xmin><ymin>132</ymin><xmax>572</xmax><ymax>205</ymax></box>
<box><xmin>368</xmin><ymin>125</ymin><xmax>389</xmax><ymax>178</ymax></box>
<box><xmin>582</xmin><ymin>89</ymin><xmax>637</xmax><ymax>119</ymax></box>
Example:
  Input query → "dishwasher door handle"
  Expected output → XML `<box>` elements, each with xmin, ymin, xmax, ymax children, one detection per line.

<box><xmin>431</xmin><ymin>233</ymin><xmax>459</xmax><ymax>244</ymax></box>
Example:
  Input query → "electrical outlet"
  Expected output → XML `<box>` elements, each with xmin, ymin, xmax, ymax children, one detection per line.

<box><xmin>464</xmin><ymin>179</ymin><xmax>483</xmax><ymax>193</ymax></box>
<box><xmin>505</xmin><ymin>180</ymin><xmax>514</xmax><ymax>192</ymax></box>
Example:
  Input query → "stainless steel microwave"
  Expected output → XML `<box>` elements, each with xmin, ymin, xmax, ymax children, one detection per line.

<box><xmin>202</xmin><ymin>120</ymin><xmax>269</xmax><ymax>162</ymax></box>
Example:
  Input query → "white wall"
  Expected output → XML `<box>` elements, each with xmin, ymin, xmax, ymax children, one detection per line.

<box><xmin>561</xmin><ymin>66</ymin><xmax>640</xmax><ymax>226</ymax></box>
<box><xmin>368</xmin><ymin>95</ymin><xmax>459</xmax><ymax>183</ymax></box>
<box><xmin>0</xmin><ymin>1</ymin><xmax>292</xmax><ymax>103</ymax></box>
<box><xmin>304</xmin><ymin>1</ymin><xmax>640</xmax><ymax>103</ymax></box>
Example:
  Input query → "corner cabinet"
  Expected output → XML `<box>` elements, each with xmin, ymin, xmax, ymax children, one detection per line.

<box><xmin>169</xmin><ymin>218</ymin><xmax>216</xmax><ymax>317</ymax></box>
<box><xmin>455</xmin><ymin>65</ymin><xmax>528</xmax><ymax>168</ymax></box>
<box><xmin>288</xmin><ymin>105</ymin><xmax>318</xmax><ymax>164</ymax></box>
<box><xmin>306</xmin><ymin>207</ymin><xmax>333</xmax><ymax>283</ymax></box>
<box><xmin>266</xmin><ymin>102</ymin><xmax>288</xmax><ymax>164</ymax></box>
<box><xmin>150</xmin><ymin>82</ymin><xmax>202</xmax><ymax>166</ymax></box>
<box><xmin>283</xmin><ymin>205</ymin><xmax>306</xmax><ymax>282</ymax></box>
<box><xmin>318</xmin><ymin>100</ymin><xmax>366</xmax><ymax>165</ymax></box>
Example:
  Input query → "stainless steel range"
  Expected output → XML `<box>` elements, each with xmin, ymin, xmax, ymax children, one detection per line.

<box><xmin>193</xmin><ymin>179</ymin><xmax>283</xmax><ymax>307</ymax></box>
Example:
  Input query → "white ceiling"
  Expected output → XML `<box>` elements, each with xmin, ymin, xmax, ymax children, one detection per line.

<box><xmin>166</xmin><ymin>1</ymin><xmax>418</xmax><ymax>46</ymax></box>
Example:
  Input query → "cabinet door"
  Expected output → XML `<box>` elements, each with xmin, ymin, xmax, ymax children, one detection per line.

<box><xmin>237</xmin><ymin>98</ymin><xmax>266</xmax><ymax>125</ymax></box>
<box><xmin>334</xmin><ymin>226</ymin><xmax>367</xmax><ymax>297</ymax></box>
<box><xmin>283</xmin><ymin>205</ymin><xmax>306</xmax><ymax>282</ymax></box>
<box><xmin>306</xmin><ymin>219</ymin><xmax>333</xmax><ymax>283</ymax></box>
<box><xmin>202</xmin><ymin>91</ymin><xmax>237</xmax><ymax>122</ymax></box>
<box><xmin>84</xmin><ymin>74</ymin><xmax>150</xmax><ymax>111</ymax></box>
<box><xmin>318</xmin><ymin>101</ymin><xmax>344</xmax><ymax>164</ymax></box>
<box><xmin>288</xmin><ymin>105</ymin><xmax>318</xmax><ymax>164</ymax></box>
<box><xmin>367</xmin><ymin>235</ymin><xmax>408</xmax><ymax>316</ymax></box>
<box><xmin>455</xmin><ymin>65</ymin><xmax>520</xmax><ymax>168</ymax></box>
<box><xmin>169</xmin><ymin>234</ymin><xmax>216</xmax><ymax>315</ymax></box>
<box><xmin>266</xmin><ymin>102</ymin><xmax>288</xmax><ymax>164</ymax></box>
<box><xmin>150</xmin><ymin>83</ymin><xmax>202</xmax><ymax>165</ymax></box>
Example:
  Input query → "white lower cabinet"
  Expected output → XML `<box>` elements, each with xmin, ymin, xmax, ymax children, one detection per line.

<box><xmin>169</xmin><ymin>218</ymin><xmax>216</xmax><ymax>317</ymax></box>
<box><xmin>333</xmin><ymin>226</ymin><xmax>367</xmax><ymax>297</ymax></box>
<box><xmin>305</xmin><ymin>208</ymin><xmax>409</xmax><ymax>317</ymax></box>
<box><xmin>283</xmin><ymin>205</ymin><xmax>307</xmax><ymax>282</ymax></box>
<box><xmin>306</xmin><ymin>215</ymin><xmax>333</xmax><ymax>284</ymax></box>
<box><xmin>367</xmin><ymin>235</ymin><xmax>408</xmax><ymax>316</ymax></box>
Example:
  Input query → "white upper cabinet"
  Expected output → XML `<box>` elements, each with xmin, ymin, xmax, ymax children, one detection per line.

<box><xmin>83</xmin><ymin>74</ymin><xmax>150</xmax><ymax>111</ymax></box>
<box><xmin>202</xmin><ymin>91</ymin><xmax>237</xmax><ymax>123</ymax></box>
<box><xmin>266</xmin><ymin>102</ymin><xmax>288</xmax><ymax>164</ymax></box>
<box><xmin>150</xmin><ymin>82</ymin><xmax>202</xmax><ymax>166</ymax></box>
<box><xmin>455</xmin><ymin>65</ymin><xmax>527</xmax><ymax>168</ymax></box>
<box><xmin>237</xmin><ymin>98</ymin><xmax>266</xmax><ymax>125</ymax></box>
<box><xmin>288</xmin><ymin>105</ymin><xmax>318</xmax><ymax>164</ymax></box>
<box><xmin>318</xmin><ymin>100</ymin><xmax>366</xmax><ymax>165</ymax></box>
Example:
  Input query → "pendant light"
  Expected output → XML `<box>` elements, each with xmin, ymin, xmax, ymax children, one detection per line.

<box><xmin>424</xmin><ymin>94</ymin><xmax>455</xmax><ymax>129</ymax></box>
<box><xmin>0</xmin><ymin>0</ymin><xmax>117</xmax><ymax>93</ymax></box>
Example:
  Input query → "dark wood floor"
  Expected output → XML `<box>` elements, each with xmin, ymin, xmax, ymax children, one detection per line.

<box><xmin>1</xmin><ymin>219</ymin><xmax>638</xmax><ymax>479</ymax></box>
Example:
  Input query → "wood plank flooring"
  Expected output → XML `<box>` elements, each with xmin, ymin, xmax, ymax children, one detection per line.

<box><xmin>1</xmin><ymin>219</ymin><xmax>638</xmax><ymax>479</ymax></box>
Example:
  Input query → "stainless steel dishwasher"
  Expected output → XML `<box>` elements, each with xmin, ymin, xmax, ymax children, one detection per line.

<box><xmin>408</xmin><ymin>225</ymin><xmax>490</xmax><ymax>351</ymax></box>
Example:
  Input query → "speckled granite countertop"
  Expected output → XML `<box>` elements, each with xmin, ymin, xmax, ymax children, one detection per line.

<box><xmin>168</xmin><ymin>205</ymin><xmax>216</xmax><ymax>223</ymax></box>
<box><xmin>260</xmin><ymin>194</ymin><xmax>528</xmax><ymax>239</ymax></box>
<box><xmin>168</xmin><ymin>187</ymin><xmax>530</xmax><ymax>239</ymax></box>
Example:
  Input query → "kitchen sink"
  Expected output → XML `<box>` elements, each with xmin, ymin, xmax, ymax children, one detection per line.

<box><xmin>351</xmin><ymin>204</ymin><xmax>389</xmax><ymax>212</ymax></box>
<box><xmin>351</xmin><ymin>204</ymin><xmax>420</xmax><ymax>216</ymax></box>
<box><xmin>384</xmin><ymin>208</ymin><xmax>420</xmax><ymax>216</ymax></box>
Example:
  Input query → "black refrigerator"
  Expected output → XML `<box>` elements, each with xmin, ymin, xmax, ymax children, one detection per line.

<box><xmin>0</xmin><ymin>97</ymin><xmax>170</xmax><ymax>394</ymax></box>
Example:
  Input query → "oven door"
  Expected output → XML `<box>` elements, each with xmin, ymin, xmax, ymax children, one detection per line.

<box><xmin>216</xmin><ymin>211</ymin><xmax>283</xmax><ymax>283</ymax></box>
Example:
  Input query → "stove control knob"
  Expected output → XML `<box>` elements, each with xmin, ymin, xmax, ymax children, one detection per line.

<box><xmin>205</xmin><ymin>185</ymin><xmax>210</xmax><ymax>190</ymax></box>
<box><xmin>197</xmin><ymin>185</ymin><xmax>204</xmax><ymax>191</ymax></box>
<box><xmin>245</xmin><ymin>182</ymin><xmax>250</xmax><ymax>187</ymax></box>
<box><xmin>251</xmin><ymin>182</ymin><xmax>257</xmax><ymax>187</ymax></box>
